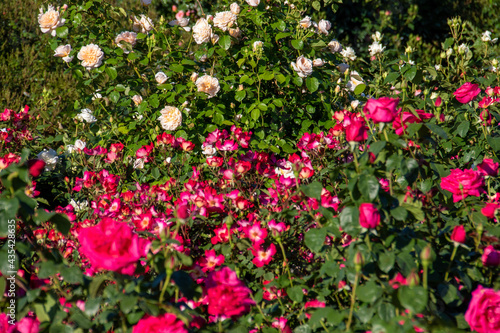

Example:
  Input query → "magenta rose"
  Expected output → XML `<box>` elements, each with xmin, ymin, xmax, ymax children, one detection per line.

<box><xmin>453</xmin><ymin>82</ymin><xmax>481</xmax><ymax>103</ymax></box>
<box><xmin>364</xmin><ymin>97</ymin><xmax>399</xmax><ymax>123</ymax></box>
<box><xmin>359</xmin><ymin>203</ymin><xmax>381</xmax><ymax>229</ymax></box>
<box><xmin>450</xmin><ymin>225</ymin><xmax>466</xmax><ymax>244</ymax></box>
<box><xmin>14</xmin><ymin>317</ymin><xmax>40</xmax><ymax>333</ymax></box>
<box><xmin>392</xmin><ymin>109</ymin><xmax>434</xmax><ymax>135</ymax></box>
<box><xmin>78</xmin><ymin>218</ymin><xmax>150</xmax><ymax>275</ymax></box>
<box><xmin>482</xmin><ymin>203</ymin><xmax>500</xmax><ymax>219</ymax></box>
<box><xmin>440</xmin><ymin>169</ymin><xmax>485</xmax><ymax>202</ymax></box>
<box><xmin>132</xmin><ymin>313</ymin><xmax>188</xmax><ymax>333</ymax></box>
<box><xmin>482</xmin><ymin>245</ymin><xmax>500</xmax><ymax>267</ymax></box>
<box><xmin>465</xmin><ymin>285</ymin><xmax>500</xmax><ymax>333</ymax></box>
<box><xmin>477</xmin><ymin>158</ymin><xmax>499</xmax><ymax>176</ymax></box>
<box><xmin>345</xmin><ymin>119</ymin><xmax>368</xmax><ymax>142</ymax></box>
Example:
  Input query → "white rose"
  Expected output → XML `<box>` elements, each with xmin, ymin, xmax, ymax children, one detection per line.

<box><xmin>77</xmin><ymin>44</ymin><xmax>104</xmax><ymax>70</ymax></box>
<box><xmin>155</xmin><ymin>72</ymin><xmax>168</xmax><ymax>84</ymax></box>
<box><xmin>38</xmin><ymin>5</ymin><xmax>65</xmax><ymax>37</ymax></box>
<box><xmin>132</xmin><ymin>95</ymin><xmax>143</xmax><ymax>105</ymax></box>
<box><xmin>196</xmin><ymin>75</ymin><xmax>220</xmax><ymax>98</ymax></box>
<box><xmin>291</xmin><ymin>56</ymin><xmax>313</xmax><ymax>78</ymax></box>
<box><xmin>191</xmin><ymin>72</ymin><xmax>199</xmax><ymax>82</ymax></box>
<box><xmin>368</xmin><ymin>41</ymin><xmax>385</xmax><ymax>56</ymax></box>
<box><xmin>328</xmin><ymin>39</ymin><xmax>343</xmax><ymax>53</ymax></box>
<box><xmin>299</xmin><ymin>16</ymin><xmax>311</xmax><ymax>28</ymax></box>
<box><xmin>340</xmin><ymin>46</ymin><xmax>356</xmax><ymax>61</ymax></box>
<box><xmin>75</xmin><ymin>109</ymin><xmax>97</xmax><ymax>123</ymax></box>
<box><xmin>346</xmin><ymin>71</ymin><xmax>364</xmax><ymax>92</ymax></box>
<box><xmin>245</xmin><ymin>0</ymin><xmax>260</xmax><ymax>6</ymax></box>
<box><xmin>74</xmin><ymin>139</ymin><xmax>87</xmax><ymax>151</ymax></box>
<box><xmin>37</xmin><ymin>149</ymin><xmax>59</xmax><ymax>171</ymax></box>
<box><xmin>371</xmin><ymin>31</ymin><xmax>383</xmax><ymax>42</ymax></box>
<box><xmin>54</xmin><ymin>44</ymin><xmax>73</xmax><ymax>63</ymax></box>
<box><xmin>193</xmin><ymin>18</ymin><xmax>212</xmax><ymax>44</ymax></box>
<box><xmin>318</xmin><ymin>20</ymin><xmax>331</xmax><ymax>35</ymax></box>
<box><xmin>211</xmin><ymin>33</ymin><xmax>220</xmax><ymax>44</ymax></box>
<box><xmin>230</xmin><ymin>2</ymin><xmax>241</xmax><ymax>14</ymax></box>
<box><xmin>202</xmin><ymin>144</ymin><xmax>217</xmax><ymax>156</ymax></box>
<box><xmin>228</xmin><ymin>27</ymin><xmax>241</xmax><ymax>38</ymax></box>
<box><xmin>312</xmin><ymin>58</ymin><xmax>324</xmax><ymax>67</ymax></box>
<box><xmin>115</xmin><ymin>31</ymin><xmax>137</xmax><ymax>54</ymax></box>
<box><xmin>253</xmin><ymin>41</ymin><xmax>263</xmax><ymax>52</ymax></box>
<box><xmin>133</xmin><ymin>15</ymin><xmax>154</xmax><ymax>34</ymax></box>
<box><xmin>158</xmin><ymin>106</ymin><xmax>182</xmax><ymax>131</ymax></box>
<box><xmin>134</xmin><ymin>158</ymin><xmax>145</xmax><ymax>169</ymax></box>
<box><xmin>213</xmin><ymin>11</ymin><xmax>237</xmax><ymax>32</ymax></box>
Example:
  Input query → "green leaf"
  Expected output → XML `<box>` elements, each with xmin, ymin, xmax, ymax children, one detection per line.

<box><xmin>378</xmin><ymin>251</ymin><xmax>395</xmax><ymax>273</ymax></box>
<box><xmin>357</xmin><ymin>280</ymin><xmax>382</xmax><ymax>303</ymax></box>
<box><xmin>105</xmin><ymin>67</ymin><xmax>117</xmax><ymax>81</ymax></box>
<box><xmin>275</xmin><ymin>32</ymin><xmax>291</xmax><ymax>42</ymax></box>
<box><xmin>306</xmin><ymin>77</ymin><xmax>320</xmax><ymax>93</ymax></box>
<box><xmin>398</xmin><ymin>286</ymin><xmax>428</xmax><ymax>313</ymax></box>
<box><xmin>383</xmin><ymin>72</ymin><xmax>400</xmax><ymax>85</ymax></box>
<box><xmin>353</xmin><ymin>83</ymin><xmax>366</xmax><ymax>95</ymax></box>
<box><xmin>404</xmin><ymin>66</ymin><xmax>417</xmax><ymax>81</ymax></box>
<box><xmin>312</xmin><ymin>0</ymin><xmax>321</xmax><ymax>10</ymax></box>
<box><xmin>293</xmin><ymin>325</ymin><xmax>311</xmax><ymax>333</ymax></box>
<box><xmin>109</xmin><ymin>91</ymin><xmax>120</xmax><ymax>104</ymax></box>
<box><xmin>56</xmin><ymin>26</ymin><xmax>69</xmax><ymax>38</ymax></box>
<box><xmin>437</xmin><ymin>283</ymin><xmax>462</xmax><ymax>306</ymax></box>
<box><xmin>358</xmin><ymin>175</ymin><xmax>379</xmax><ymax>201</ymax></box>
<box><xmin>455</xmin><ymin>121</ymin><xmax>470</xmax><ymax>138</ymax></box>
<box><xmin>425</xmin><ymin>123</ymin><xmax>448</xmax><ymax>140</ymax></box>
<box><xmin>390</xmin><ymin>206</ymin><xmax>408</xmax><ymax>221</ymax></box>
<box><xmin>292</xmin><ymin>76</ymin><xmax>303</xmax><ymax>86</ymax></box>
<box><xmin>287</xmin><ymin>285</ymin><xmax>304</xmax><ymax>302</ymax></box>
<box><xmin>487</xmin><ymin>136</ymin><xmax>500</xmax><ymax>152</ymax></box>
<box><xmin>369</xmin><ymin>141</ymin><xmax>386</xmax><ymax>155</ymax></box>
<box><xmin>304</xmin><ymin>228</ymin><xmax>326</xmax><ymax>253</ymax></box>
<box><xmin>120</xmin><ymin>295</ymin><xmax>138</xmax><ymax>314</ymax></box>
<box><xmin>251</xmin><ymin>108</ymin><xmax>260</xmax><ymax>121</ymax></box>
<box><xmin>301</xmin><ymin>181</ymin><xmax>322</xmax><ymax>199</ymax></box>
<box><xmin>169</xmin><ymin>64</ymin><xmax>184</xmax><ymax>73</ymax></box>
<box><xmin>219</xmin><ymin>35</ymin><xmax>231</xmax><ymax>50</ymax></box>
<box><xmin>339</xmin><ymin>206</ymin><xmax>360</xmax><ymax>236</ymax></box>
<box><xmin>61</xmin><ymin>266</ymin><xmax>83</xmax><ymax>284</ymax></box>
<box><xmin>235</xmin><ymin>90</ymin><xmax>246</xmax><ymax>102</ymax></box>
<box><xmin>291</xmin><ymin>40</ymin><xmax>304</xmax><ymax>50</ymax></box>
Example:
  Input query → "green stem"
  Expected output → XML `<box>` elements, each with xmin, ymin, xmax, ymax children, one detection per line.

<box><xmin>346</xmin><ymin>272</ymin><xmax>359</xmax><ymax>332</ymax></box>
<box><xmin>278</xmin><ymin>240</ymin><xmax>293</xmax><ymax>287</ymax></box>
<box><xmin>159</xmin><ymin>268</ymin><xmax>173</xmax><ymax>304</ymax></box>
<box><xmin>444</xmin><ymin>244</ymin><xmax>458</xmax><ymax>282</ymax></box>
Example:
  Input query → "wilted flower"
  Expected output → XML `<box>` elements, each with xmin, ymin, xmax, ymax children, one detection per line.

<box><xmin>246</xmin><ymin>0</ymin><xmax>260</xmax><ymax>7</ymax></box>
<box><xmin>38</xmin><ymin>5</ymin><xmax>65</xmax><ymax>36</ymax></box>
<box><xmin>196</xmin><ymin>75</ymin><xmax>220</xmax><ymax>98</ymax></box>
<box><xmin>371</xmin><ymin>31</ymin><xmax>382</xmax><ymax>42</ymax></box>
<box><xmin>338</xmin><ymin>63</ymin><xmax>349</xmax><ymax>74</ymax></box>
<box><xmin>341</xmin><ymin>46</ymin><xmax>356</xmax><ymax>61</ymax></box>
<box><xmin>155</xmin><ymin>72</ymin><xmax>168</xmax><ymax>84</ymax></box>
<box><xmin>168</xmin><ymin>17</ymin><xmax>191</xmax><ymax>31</ymax></box>
<box><xmin>37</xmin><ymin>149</ymin><xmax>59</xmax><ymax>171</ymax></box>
<box><xmin>291</xmin><ymin>56</ymin><xmax>313</xmax><ymax>78</ymax></box>
<box><xmin>211</xmin><ymin>33</ymin><xmax>220</xmax><ymax>44</ymax></box>
<box><xmin>230</xmin><ymin>2</ymin><xmax>241</xmax><ymax>14</ymax></box>
<box><xmin>190</xmin><ymin>72</ymin><xmax>199</xmax><ymax>82</ymax></box>
<box><xmin>133</xmin><ymin>158</ymin><xmax>145</xmax><ymax>169</ymax></box>
<box><xmin>299</xmin><ymin>16</ymin><xmax>312</xmax><ymax>29</ymax></box>
<box><xmin>54</xmin><ymin>44</ymin><xmax>73</xmax><ymax>62</ymax></box>
<box><xmin>229</xmin><ymin>27</ymin><xmax>241</xmax><ymax>38</ymax></box>
<box><xmin>193</xmin><ymin>18</ymin><xmax>212</xmax><ymax>44</ymax></box>
<box><xmin>318</xmin><ymin>19</ymin><xmax>331</xmax><ymax>35</ymax></box>
<box><xmin>75</xmin><ymin>109</ymin><xmax>97</xmax><ymax>123</ymax></box>
<box><xmin>369</xmin><ymin>41</ymin><xmax>385</xmax><ymax>56</ymax></box>
<box><xmin>115</xmin><ymin>31</ymin><xmax>137</xmax><ymax>54</ymax></box>
<box><xmin>312</xmin><ymin>58</ymin><xmax>324</xmax><ymax>67</ymax></box>
<box><xmin>213</xmin><ymin>11</ymin><xmax>237</xmax><ymax>32</ymax></box>
<box><xmin>132</xmin><ymin>15</ymin><xmax>154</xmax><ymax>34</ymax></box>
<box><xmin>158</xmin><ymin>106</ymin><xmax>182</xmax><ymax>131</ymax></box>
<box><xmin>132</xmin><ymin>95</ymin><xmax>143</xmax><ymax>106</ymax></box>
<box><xmin>77</xmin><ymin>44</ymin><xmax>104</xmax><ymax>70</ymax></box>
<box><xmin>328</xmin><ymin>39</ymin><xmax>343</xmax><ymax>53</ymax></box>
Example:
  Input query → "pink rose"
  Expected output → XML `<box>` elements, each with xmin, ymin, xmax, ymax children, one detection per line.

<box><xmin>440</xmin><ymin>169</ymin><xmax>484</xmax><ymax>202</ymax></box>
<box><xmin>14</xmin><ymin>317</ymin><xmax>40</xmax><ymax>333</ymax></box>
<box><xmin>481</xmin><ymin>203</ymin><xmax>500</xmax><ymax>219</ymax></box>
<box><xmin>450</xmin><ymin>225</ymin><xmax>466</xmax><ymax>244</ymax></box>
<box><xmin>79</xmin><ymin>218</ymin><xmax>150</xmax><ymax>275</ymax></box>
<box><xmin>477</xmin><ymin>158</ymin><xmax>499</xmax><ymax>176</ymax></box>
<box><xmin>132</xmin><ymin>313</ymin><xmax>188</xmax><ymax>333</ymax></box>
<box><xmin>392</xmin><ymin>109</ymin><xmax>434</xmax><ymax>135</ymax></box>
<box><xmin>364</xmin><ymin>97</ymin><xmax>399</xmax><ymax>123</ymax></box>
<box><xmin>345</xmin><ymin>119</ymin><xmax>368</xmax><ymax>142</ymax></box>
<box><xmin>0</xmin><ymin>313</ymin><xmax>10</xmax><ymax>333</ymax></box>
<box><xmin>453</xmin><ymin>82</ymin><xmax>481</xmax><ymax>103</ymax></box>
<box><xmin>465</xmin><ymin>285</ymin><xmax>500</xmax><ymax>333</ymax></box>
<box><xmin>482</xmin><ymin>245</ymin><xmax>500</xmax><ymax>267</ymax></box>
<box><xmin>359</xmin><ymin>203</ymin><xmax>380</xmax><ymax>229</ymax></box>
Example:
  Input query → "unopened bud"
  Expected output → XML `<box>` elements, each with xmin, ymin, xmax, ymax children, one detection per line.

<box><xmin>420</xmin><ymin>245</ymin><xmax>432</xmax><ymax>266</ymax></box>
<box><xmin>407</xmin><ymin>270</ymin><xmax>420</xmax><ymax>287</ymax></box>
<box><xmin>354</xmin><ymin>251</ymin><xmax>364</xmax><ymax>272</ymax></box>
<box><xmin>190</xmin><ymin>72</ymin><xmax>198</xmax><ymax>82</ymax></box>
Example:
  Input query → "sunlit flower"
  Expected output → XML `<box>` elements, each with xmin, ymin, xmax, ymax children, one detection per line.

<box><xmin>228</xmin><ymin>27</ymin><xmax>241</xmax><ymax>38</ymax></box>
<box><xmin>38</xmin><ymin>5</ymin><xmax>65</xmax><ymax>36</ymax></box>
<box><xmin>230</xmin><ymin>2</ymin><xmax>241</xmax><ymax>14</ymax></box>
<box><xmin>75</xmin><ymin>109</ymin><xmax>97</xmax><ymax>123</ymax></box>
<box><xmin>37</xmin><ymin>149</ymin><xmax>59</xmax><ymax>171</ymax></box>
<box><xmin>312</xmin><ymin>58</ymin><xmax>324</xmax><ymax>67</ymax></box>
<box><xmin>347</xmin><ymin>71</ymin><xmax>364</xmax><ymax>92</ymax></box>
<box><xmin>133</xmin><ymin>158</ymin><xmax>145</xmax><ymax>169</ymax></box>
<box><xmin>132</xmin><ymin>95</ymin><xmax>143</xmax><ymax>106</ymax></box>
<box><xmin>77</xmin><ymin>44</ymin><xmax>104</xmax><ymax>70</ymax></box>
<box><xmin>482</xmin><ymin>30</ymin><xmax>498</xmax><ymax>43</ymax></box>
<box><xmin>318</xmin><ymin>20</ymin><xmax>331</xmax><ymax>35</ymax></box>
<box><xmin>371</xmin><ymin>31</ymin><xmax>383</xmax><ymax>42</ymax></box>
<box><xmin>193</xmin><ymin>18</ymin><xmax>212</xmax><ymax>44</ymax></box>
<box><xmin>213</xmin><ymin>11</ymin><xmax>237</xmax><ymax>32</ymax></box>
<box><xmin>155</xmin><ymin>72</ymin><xmax>168</xmax><ymax>84</ymax></box>
<box><xmin>253</xmin><ymin>41</ymin><xmax>263</xmax><ymax>52</ymax></box>
<box><xmin>54</xmin><ymin>44</ymin><xmax>73</xmax><ymax>62</ymax></box>
<box><xmin>158</xmin><ymin>106</ymin><xmax>182</xmax><ymax>131</ymax></box>
<box><xmin>341</xmin><ymin>46</ymin><xmax>356</xmax><ymax>61</ymax></box>
<box><xmin>246</xmin><ymin>0</ymin><xmax>260</xmax><ymax>7</ymax></box>
<box><xmin>458</xmin><ymin>43</ymin><xmax>470</xmax><ymax>55</ymax></box>
<box><xmin>275</xmin><ymin>161</ymin><xmax>295</xmax><ymax>179</ymax></box>
<box><xmin>196</xmin><ymin>75</ymin><xmax>220</xmax><ymax>98</ymax></box>
<box><xmin>299</xmin><ymin>16</ymin><xmax>312</xmax><ymax>29</ymax></box>
<box><xmin>115</xmin><ymin>31</ymin><xmax>137</xmax><ymax>54</ymax></box>
<box><xmin>369</xmin><ymin>41</ymin><xmax>385</xmax><ymax>56</ymax></box>
<box><xmin>328</xmin><ymin>39</ymin><xmax>343</xmax><ymax>53</ymax></box>
<box><xmin>133</xmin><ymin>15</ymin><xmax>154</xmax><ymax>34</ymax></box>
<box><xmin>291</xmin><ymin>56</ymin><xmax>313</xmax><ymax>78</ymax></box>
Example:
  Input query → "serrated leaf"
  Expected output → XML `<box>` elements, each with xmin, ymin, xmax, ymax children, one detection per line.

<box><xmin>404</xmin><ymin>66</ymin><xmax>417</xmax><ymax>81</ymax></box>
<box><xmin>487</xmin><ymin>136</ymin><xmax>500</xmax><ymax>151</ymax></box>
<box><xmin>455</xmin><ymin>121</ymin><xmax>469</xmax><ymax>138</ymax></box>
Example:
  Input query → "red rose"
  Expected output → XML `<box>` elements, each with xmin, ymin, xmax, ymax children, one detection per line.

<box><xmin>78</xmin><ymin>218</ymin><xmax>150</xmax><ymax>275</ymax></box>
<box><xmin>27</xmin><ymin>159</ymin><xmax>46</xmax><ymax>177</ymax></box>
<box><xmin>440</xmin><ymin>169</ymin><xmax>484</xmax><ymax>202</ymax></box>
<box><xmin>477</xmin><ymin>158</ymin><xmax>499</xmax><ymax>176</ymax></box>
<box><xmin>345</xmin><ymin>119</ymin><xmax>368</xmax><ymax>142</ymax></box>
<box><xmin>481</xmin><ymin>203</ymin><xmax>500</xmax><ymax>219</ymax></box>
<box><xmin>450</xmin><ymin>225</ymin><xmax>466</xmax><ymax>244</ymax></box>
<box><xmin>359</xmin><ymin>203</ymin><xmax>380</xmax><ymax>229</ymax></box>
<box><xmin>132</xmin><ymin>313</ymin><xmax>188</xmax><ymax>333</ymax></box>
<box><xmin>453</xmin><ymin>82</ymin><xmax>481</xmax><ymax>104</ymax></box>
<box><xmin>364</xmin><ymin>97</ymin><xmax>399</xmax><ymax>123</ymax></box>
<box><xmin>482</xmin><ymin>245</ymin><xmax>500</xmax><ymax>267</ymax></box>
<box><xmin>465</xmin><ymin>285</ymin><xmax>500</xmax><ymax>333</ymax></box>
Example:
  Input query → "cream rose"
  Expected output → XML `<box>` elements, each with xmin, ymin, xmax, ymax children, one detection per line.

<box><xmin>38</xmin><ymin>5</ymin><xmax>65</xmax><ymax>37</ymax></box>
<box><xmin>291</xmin><ymin>56</ymin><xmax>313</xmax><ymax>78</ymax></box>
<box><xmin>133</xmin><ymin>15</ymin><xmax>154</xmax><ymax>34</ymax></box>
<box><xmin>228</xmin><ymin>27</ymin><xmax>241</xmax><ymax>38</ymax></box>
<box><xmin>193</xmin><ymin>18</ymin><xmax>212</xmax><ymax>44</ymax></box>
<box><xmin>196</xmin><ymin>75</ymin><xmax>220</xmax><ymax>98</ymax></box>
<box><xmin>230</xmin><ymin>3</ymin><xmax>241</xmax><ymax>14</ymax></box>
<box><xmin>312</xmin><ymin>58</ymin><xmax>324</xmax><ymax>67</ymax></box>
<box><xmin>246</xmin><ymin>0</ymin><xmax>260</xmax><ymax>6</ymax></box>
<box><xmin>115</xmin><ymin>31</ymin><xmax>137</xmax><ymax>54</ymax></box>
<box><xmin>328</xmin><ymin>39</ymin><xmax>343</xmax><ymax>53</ymax></box>
<box><xmin>253</xmin><ymin>41</ymin><xmax>263</xmax><ymax>52</ymax></box>
<box><xmin>54</xmin><ymin>44</ymin><xmax>73</xmax><ymax>62</ymax></box>
<box><xmin>158</xmin><ymin>106</ymin><xmax>182</xmax><ymax>131</ymax></box>
<box><xmin>155</xmin><ymin>72</ymin><xmax>168</xmax><ymax>84</ymax></box>
<box><xmin>299</xmin><ymin>16</ymin><xmax>312</xmax><ymax>29</ymax></box>
<box><xmin>318</xmin><ymin>19</ymin><xmax>331</xmax><ymax>35</ymax></box>
<box><xmin>132</xmin><ymin>95</ymin><xmax>143</xmax><ymax>106</ymax></box>
<box><xmin>77</xmin><ymin>44</ymin><xmax>104</xmax><ymax>70</ymax></box>
<box><xmin>213</xmin><ymin>11</ymin><xmax>237</xmax><ymax>32</ymax></box>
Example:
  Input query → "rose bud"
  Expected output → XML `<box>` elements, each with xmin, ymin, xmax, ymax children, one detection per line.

<box><xmin>359</xmin><ymin>203</ymin><xmax>380</xmax><ymax>229</ymax></box>
<box><xmin>28</xmin><ymin>159</ymin><xmax>46</xmax><ymax>177</ymax></box>
<box><xmin>482</xmin><ymin>245</ymin><xmax>500</xmax><ymax>267</ymax></box>
<box><xmin>451</xmin><ymin>225</ymin><xmax>466</xmax><ymax>244</ymax></box>
<box><xmin>176</xmin><ymin>203</ymin><xmax>190</xmax><ymax>221</ymax></box>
